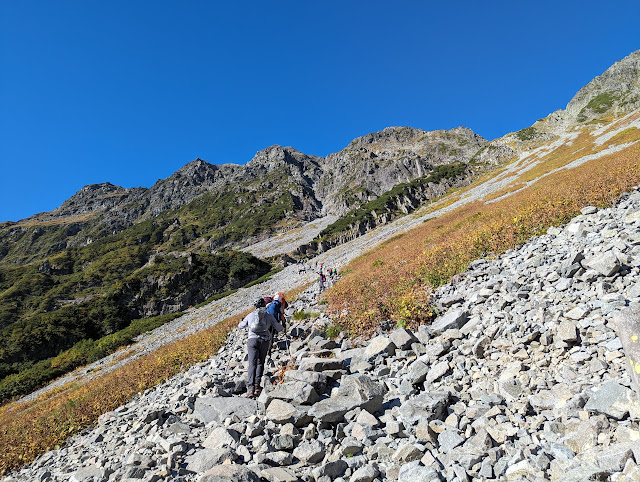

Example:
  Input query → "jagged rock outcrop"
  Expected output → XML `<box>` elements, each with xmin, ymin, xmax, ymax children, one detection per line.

<box><xmin>317</xmin><ymin>126</ymin><xmax>487</xmax><ymax>215</ymax></box>
<box><xmin>566</xmin><ymin>49</ymin><xmax>640</xmax><ymax>121</ymax></box>
<box><xmin>539</xmin><ymin>49</ymin><xmax>640</xmax><ymax>131</ymax></box>
<box><xmin>4</xmin><ymin>49</ymin><xmax>640</xmax><ymax>265</ymax></box>
<box><xmin>0</xmin><ymin>127</ymin><xmax>493</xmax><ymax>264</ymax></box>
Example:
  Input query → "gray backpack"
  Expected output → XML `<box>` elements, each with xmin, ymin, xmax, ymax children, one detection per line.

<box><xmin>249</xmin><ymin>308</ymin><xmax>270</xmax><ymax>335</ymax></box>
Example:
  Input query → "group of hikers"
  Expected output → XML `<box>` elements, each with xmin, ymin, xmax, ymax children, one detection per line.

<box><xmin>239</xmin><ymin>262</ymin><xmax>341</xmax><ymax>398</ymax></box>
<box><xmin>296</xmin><ymin>260</ymin><xmax>338</xmax><ymax>291</ymax></box>
<box><xmin>317</xmin><ymin>264</ymin><xmax>338</xmax><ymax>291</ymax></box>
<box><xmin>237</xmin><ymin>292</ymin><xmax>287</xmax><ymax>398</ymax></box>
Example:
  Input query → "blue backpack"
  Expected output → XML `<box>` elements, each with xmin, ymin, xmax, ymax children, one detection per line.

<box><xmin>266</xmin><ymin>299</ymin><xmax>282</xmax><ymax>322</ymax></box>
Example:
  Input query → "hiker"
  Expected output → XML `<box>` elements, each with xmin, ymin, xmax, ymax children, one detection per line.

<box><xmin>266</xmin><ymin>293</ymin><xmax>287</xmax><ymax>358</ymax></box>
<box><xmin>318</xmin><ymin>270</ymin><xmax>326</xmax><ymax>291</ymax></box>
<box><xmin>266</xmin><ymin>292</ymin><xmax>287</xmax><ymax>332</ymax></box>
<box><xmin>238</xmin><ymin>298</ymin><xmax>283</xmax><ymax>398</ymax></box>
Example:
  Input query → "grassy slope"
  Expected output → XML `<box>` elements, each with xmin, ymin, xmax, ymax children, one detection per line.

<box><xmin>1</xmin><ymin>115</ymin><xmax>640</xmax><ymax>474</ymax></box>
<box><xmin>327</xmin><ymin>116</ymin><xmax>640</xmax><ymax>334</ymax></box>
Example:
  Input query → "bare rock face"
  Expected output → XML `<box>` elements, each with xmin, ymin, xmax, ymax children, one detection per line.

<box><xmin>1</xmin><ymin>127</ymin><xmax>492</xmax><ymax>262</ymax></box>
<box><xmin>540</xmin><ymin>49</ymin><xmax>640</xmax><ymax>130</ymax></box>
<box><xmin>567</xmin><ymin>50</ymin><xmax>640</xmax><ymax>120</ymax></box>
<box><xmin>317</xmin><ymin>126</ymin><xmax>488</xmax><ymax>215</ymax></box>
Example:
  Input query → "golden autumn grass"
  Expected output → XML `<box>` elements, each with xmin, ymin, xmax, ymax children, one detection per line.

<box><xmin>0</xmin><ymin>285</ymin><xmax>307</xmax><ymax>475</ymax></box>
<box><xmin>327</xmin><ymin>139</ymin><xmax>640</xmax><ymax>335</ymax></box>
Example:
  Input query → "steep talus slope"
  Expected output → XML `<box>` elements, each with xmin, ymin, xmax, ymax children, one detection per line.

<box><xmin>6</xmin><ymin>189</ymin><xmax>640</xmax><ymax>481</ymax></box>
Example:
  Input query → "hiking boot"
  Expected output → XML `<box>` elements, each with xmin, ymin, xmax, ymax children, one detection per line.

<box><xmin>254</xmin><ymin>386</ymin><xmax>262</xmax><ymax>398</ymax></box>
<box><xmin>246</xmin><ymin>386</ymin><xmax>254</xmax><ymax>398</ymax></box>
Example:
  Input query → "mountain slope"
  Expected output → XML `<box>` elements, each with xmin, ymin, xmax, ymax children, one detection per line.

<box><xmin>2</xmin><ymin>49</ymin><xmax>640</xmax><ymax>476</ymax></box>
<box><xmin>1</xmin><ymin>49</ymin><xmax>640</xmax><ymax>410</ymax></box>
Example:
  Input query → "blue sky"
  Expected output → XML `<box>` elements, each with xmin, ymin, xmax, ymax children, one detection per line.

<box><xmin>1</xmin><ymin>1</ymin><xmax>639</xmax><ymax>222</ymax></box>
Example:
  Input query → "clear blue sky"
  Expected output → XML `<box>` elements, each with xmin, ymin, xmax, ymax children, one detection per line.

<box><xmin>1</xmin><ymin>1</ymin><xmax>639</xmax><ymax>222</ymax></box>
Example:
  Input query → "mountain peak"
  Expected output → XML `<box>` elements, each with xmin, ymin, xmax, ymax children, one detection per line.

<box><xmin>565</xmin><ymin>49</ymin><xmax>640</xmax><ymax>123</ymax></box>
<box><xmin>174</xmin><ymin>158</ymin><xmax>217</xmax><ymax>177</ymax></box>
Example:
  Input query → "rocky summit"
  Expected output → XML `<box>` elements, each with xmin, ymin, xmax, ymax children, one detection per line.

<box><xmin>6</xmin><ymin>184</ymin><xmax>640</xmax><ymax>481</ymax></box>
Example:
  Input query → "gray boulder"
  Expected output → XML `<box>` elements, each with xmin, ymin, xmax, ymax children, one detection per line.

<box><xmin>398</xmin><ymin>391</ymin><xmax>450</xmax><ymax>425</ymax></box>
<box><xmin>194</xmin><ymin>396</ymin><xmax>258</xmax><ymax>424</ymax></box>
<box><xmin>283</xmin><ymin>370</ymin><xmax>328</xmax><ymax>392</ymax></box>
<box><xmin>307</xmin><ymin>396</ymin><xmax>359</xmax><ymax>423</ymax></box>
<box><xmin>612</xmin><ymin>308</ymin><xmax>640</xmax><ymax>395</ymax></box>
<box><xmin>198</xmin><ymin>464</ymin><xmax>260</xmax><ymax>482</ymax></box>
<box><xmin>203</xmin><ymin>427</ymin><xmax>239</xmax><ymax>449</ymax></box>
<box><xmin>390</xmin><ymin>328</ymin><xmax>419</xmax><ymax>350</ymax></box>
<box><xmin>408</xmin><ymin>359</ymin><xmax>430</xmax><ymax>385</ymax></box>
<box><xmin>397</xmin><ymin>461</ymin><xmax>441</xmax><ymax>482</ymax></box>
<box><xmin>364</xmin><ymin>336</ymin><xmax>396</xmax><ymax>358</ymax></box>
<box><xmin>265</xmin><ymin>399</ymin><xmax>308</xmax><ymax>425</ymax></box>
<box><xmin>350</xmin><ymin>464</ymin><xmax>380</xmax><ymax>482</ymax></box>
<box><xmin>293</xmin><ymin>439</ymin><xmax>325</xmax><ymax>463</ymax></box>
<box><xmin>185</xmin><ymin>448</ymin><xmax>236</xmax><ymax>473</ymax></box>
<box><xmin>429</xmin><ymin>310</ymin><xmax>468</xmax><ymax>335</ymax></box>
<box><xmin>311</xmin><ymin>460</ymin><xmax>348</xmax><ymax>480</ymax></box>
<box><xmin>584</xmin><ymin>380</ymin><xmax>635</xmax><ymax>419</ymax></box>
<box><xmin>266</xmin><ymin>381</ymin><xmax>319</xmax><ymax>405</ymax></box>
<box><xmin>583</xmin><ymin>251</ymin><xmax>620</xmax><ymax>277</ymax></box>
<box><xmin>334</xmin><ymin>374</ymin><xmax>386</xmax><ymax>413</ymax></box>
<box><xmin>260</xmin><ymin>467</ymin><xmax>298</xmax><ymax>482</ymax></box>
<box><xmin>297</xmin><ymin>357</ymin><xmax>344</xmax><ymax>372</ymax></box>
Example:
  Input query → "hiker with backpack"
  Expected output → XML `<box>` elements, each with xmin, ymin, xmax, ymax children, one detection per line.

<box><xmin>265</xmin><ymin>292</ymin><xmax>287</xmax><ymax>358</ymax></box>
<box><xmin>266</xmin><ymin>292</ymin><xmax>287</xmax><ymax>331</ymax></box>
<box><xmin>238</xmin><ymin>297</ymin><xmax>283</xmax><ymax>398</ymax></box>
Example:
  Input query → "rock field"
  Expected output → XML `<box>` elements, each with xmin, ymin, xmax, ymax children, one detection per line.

<box><xmin>5</xmin><ymin>186</ymin><xmax>640</xmax><ymax>481</ymax></box>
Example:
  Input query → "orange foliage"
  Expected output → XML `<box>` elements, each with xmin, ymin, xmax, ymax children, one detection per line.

<box><xmin>327</xmin><ymin>141</ymin><xmax>640</xmax><ymax>335</ymax></box>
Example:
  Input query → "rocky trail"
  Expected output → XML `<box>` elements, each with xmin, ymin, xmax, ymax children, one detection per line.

<box><xmin>6</xmin><ymin>183</ymin><xmax>640</xmax><ymax>480</ymax></box>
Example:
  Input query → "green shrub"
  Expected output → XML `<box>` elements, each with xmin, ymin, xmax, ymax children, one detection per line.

<box><xmin>316</xmin><ymin>162</ymin><xmax>468</xmax><ymax>242</ymax></box>
<box><xmin>292</xmin><ymin>310</ymin><xmax>319</xmax><ymax>321</ymax></box>
<box><xmin>585</xmin><ymin>92</ymin><xmax>618</xmax><ymax>114</ymax></box>
<box><xmin>324</xmin><ymin>324</ymin><xmax>342</xmax><ymax>339</ymax></box>
<box><xmin>516</xmin><ymin>127</ymin><xmax>539</xmax><ymax>141</ymax></box>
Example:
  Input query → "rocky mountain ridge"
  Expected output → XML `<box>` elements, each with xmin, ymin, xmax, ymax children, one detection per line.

<box><xmin>0</xmin><ymin>126</ymin><xmax>494</xmax><ymax>265</ymax></box>
<box><xmin>4</xmin><ymin>50</ymin><xmax>640</xmax><ymax>265</ymax></box>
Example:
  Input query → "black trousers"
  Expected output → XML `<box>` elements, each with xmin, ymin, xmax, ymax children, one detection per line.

<box><xmin>247</xmin><ymin>337</ymin><xmax>270</xmax><ymax>389</ymax></box>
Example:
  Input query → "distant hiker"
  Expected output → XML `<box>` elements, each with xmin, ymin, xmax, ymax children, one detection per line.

<box><xmin>238</xmin><ymin>298</ymin><xmax>283</xmax><ymax>398</ymax></box>
<box><xmin>318</xmin><ymin>271</ymin><xmax>326</xmax><ymax>291</ymax></box>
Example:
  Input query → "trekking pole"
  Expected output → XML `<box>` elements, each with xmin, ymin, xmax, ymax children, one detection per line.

<box><xmin>267</xmin><ymin>325</ymin><xmax>276</xmax><ymax>361</ymax></box>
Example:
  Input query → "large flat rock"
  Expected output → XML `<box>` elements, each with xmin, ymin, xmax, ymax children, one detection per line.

<box><xmin>194</xmin><ymin>396</ymin><xmax>258</xmax><ymax>424</ymax></box>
